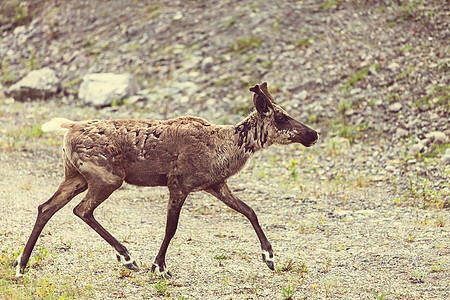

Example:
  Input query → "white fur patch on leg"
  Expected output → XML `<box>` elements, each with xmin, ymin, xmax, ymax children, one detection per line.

<box><xmin>261</xmin><ymin>250</ymin><xmax>274</xmax><ymax>263</ymax></box>
<box><xmin>261</xmin><ymin>250</ymin><xmax>274</xmax><ymax>270</ymax></box>
<box><xmin>116</xmin><ymin>252</ymin><xmax>139</xmax><ymax>270</ymax></box>
<box><xmin>151</xmin><ymin>263</ymin><xmax>172</xmax><ymax>279</ymax></box>
<box><xmin>15</xmin><ymin>252</ymin><xmax>23</xmax><ymax>278</ymax></box>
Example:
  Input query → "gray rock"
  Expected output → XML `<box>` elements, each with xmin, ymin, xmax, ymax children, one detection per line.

<box><xmin>396</xmin><ymin>127</ymin><xmax>408</xmax><ymax>138</ymax></box>
<box><xmin>173</xmin><ymin>81</ymin><xmax>198</xmax><ymax>97</ymax></box>
<box><xmin>388</xmin><ymin>102</ymin><xmax>402</xmax><ymax>113</ymax></box>
<box><xmin>183</xmin><ymin>55</ymin><xmax>203</xmax><ymax>70</ymax></box>
<box><xmin>298</xmin><ymin>90</ymin><xmax>308</xmax><ymax>101</ymax></box>
<box><xmin>425</xmin><ymin>131</ymin><xmax>448</xmax><ymax>144</ymax></box>
<box><xmin>410</xmin><ymin>141</ymin><xmax>424</xmax><ymax>155</ymax></box>
<box><xmin>8</xmin><ymin>68</ymin><xmax>61</xmax><ymax>101</ymax></box>
<box><xmin>201</xmin><ymin>57</ymin><xmax>214</xmax><ymax>73</ymax></box>
<box><xmin>442</xmin><ymin>148</ymin><xmax>450</xmax><ymax>165</ymax></box>
<box><xmin>78</xmin><ymin>73</ymin><xmax>139</xmax><ymax>107</ymax></box>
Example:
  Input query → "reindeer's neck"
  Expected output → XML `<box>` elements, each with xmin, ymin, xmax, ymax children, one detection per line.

<box><xmin>234</xmin><ymin>112</ymin><xmax>270</xmax><ymax>154</ymax></box>
<box><xmin>208</xmin><ymin>114</ymin><xmax>270</xmax><ymax>182</ymax></box>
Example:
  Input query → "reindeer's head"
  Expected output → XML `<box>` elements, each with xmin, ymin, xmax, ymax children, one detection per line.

<box><xmin>249</xmin><ymin>82</ymin><xmax>318</xmax><ymax>147</ymax></box>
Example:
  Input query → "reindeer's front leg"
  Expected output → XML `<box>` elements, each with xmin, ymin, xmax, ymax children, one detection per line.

<box><xmin>152</xmin><ymin>185</ymin><xmax>188</xmax><ymax>279</ymax></box>
<box><xmin>206</xmin><ymin>181</ymin><xmax>274</xmax><ymax>270</ymax></box>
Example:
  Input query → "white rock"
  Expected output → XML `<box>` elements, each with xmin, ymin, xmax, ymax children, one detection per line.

<box><xmin>443</xmin><ymin>148</ymin><xmax>450</xmax><ymax>165</ymax></box>
<box><xmin>388</xmin><ymin>62</ymin><xmax>400</xmax><ymax>70</ymax></box>
<box><xmin>426</xmin><ymin>131</ymin><xmax>448</xmax><ymax>144</ymax></box>
<box><xmin>298</xmin><ymin>90</ymin><xmax>308</xmax><ymax>101</ymax></box>
<box><xmin>388</xmin><ymin>102</ymin><xmax>402</xmax><ymax>113</ymax></box>
<box><xmin>78</xmin><ymin>73</ymin><xmax>139</xmax><ymax>107</ymax></box>
<box><xmin>396</xmin><ymin>127</ymin><xmax>408</xmax><ymax>138</ymax></box>
<box><xmin>8</xmin><ymin>68</ymin><xmax>61</xmax><ymax>101</ymax></box>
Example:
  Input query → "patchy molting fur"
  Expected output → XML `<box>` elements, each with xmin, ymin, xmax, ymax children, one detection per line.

<box><xmin>14</xmin><ymin>82</ymin><xmax>318</xmax><ymax>278</ymax></box>
<box><xmin>58</xmin><ymin>110</ymin><xmax>298</xmax><ymax>193</ymax></box>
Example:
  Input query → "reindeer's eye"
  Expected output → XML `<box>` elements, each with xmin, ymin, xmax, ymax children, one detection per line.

<box><xmin>275</xmin><ymin>114</ymin><xmax>288</xmax><ymax>124</ymax></box>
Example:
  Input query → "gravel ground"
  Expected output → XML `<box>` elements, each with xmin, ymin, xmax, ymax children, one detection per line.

<box><xmin>1</xmin><ymin>0</ymin><xmax>449</xmax><ymax>299</ymax></box>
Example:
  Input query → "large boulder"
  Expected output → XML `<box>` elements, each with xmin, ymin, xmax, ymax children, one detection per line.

<box><xmin>8</xmin><ymin>68</ymin><xmax>61</xmax><ymax>101</ymax></box>
<box><xmin>78</xmin><ymin>73</ymin><xmax>139</xmax><ymax>107</ymax></box>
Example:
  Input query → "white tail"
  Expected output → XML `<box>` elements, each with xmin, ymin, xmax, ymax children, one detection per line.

<box><xmin>41</xmin><ymin>118</ymin><xmax>75</xmax><ymax>135</ymax></box>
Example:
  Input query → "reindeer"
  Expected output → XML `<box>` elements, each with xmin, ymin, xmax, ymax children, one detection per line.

<box><xmin>14</xmin><ymin>82</ymin><xmax>318</xmax><ymax>278</ymax></box>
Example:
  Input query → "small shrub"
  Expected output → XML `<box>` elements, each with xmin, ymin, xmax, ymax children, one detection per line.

<box><xmin>281</xmin><ymin>284</ymin><xmax>295</xmax><ymax>300</ymax></box>
<box><xmin>154</xmin><ymin>280</ymin><xmax>170</xmax><ymax>296</ymax></box>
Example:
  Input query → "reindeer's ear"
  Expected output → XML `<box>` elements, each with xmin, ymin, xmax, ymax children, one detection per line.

<box><xmin>250</xmin><ymin>83</ymin><xmax>273</xmax><ymax>117</ymax></box>
<box><xmin>254</xmin><ymin>96</ymin><xmax>274</xmax><ymax>117</ymax></box>
<box><xmin>249</xmin><ymin>84</ymin><xmax>260</xmax><ymax>94</ymax></box>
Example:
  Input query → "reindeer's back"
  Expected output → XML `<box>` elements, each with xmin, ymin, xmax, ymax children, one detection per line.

<box><xmin>63</xmin><ymin>117</ymin><xmax>234</xmax><ymax>188</ymax></box>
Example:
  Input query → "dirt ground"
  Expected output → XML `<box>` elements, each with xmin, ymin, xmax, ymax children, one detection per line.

<box><xmin>0</xmin><ymin>102</ymin><xmax>448</xmax><ymax>300</ymax></box>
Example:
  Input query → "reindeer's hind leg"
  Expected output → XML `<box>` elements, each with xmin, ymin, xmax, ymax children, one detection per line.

<box><xmin>72</xmin><ymin>163</ymin><xmax>138</xmax><ymax>270</ymax></box>
<box><xmin>14</xmin><ymin>161</ymin><xmax>88</xmax><ymax>277</ymax></box>
<box><xmin>206</xmin><ymin>181</ymin><xmax>275</xmax><ymax>270</ymax></box>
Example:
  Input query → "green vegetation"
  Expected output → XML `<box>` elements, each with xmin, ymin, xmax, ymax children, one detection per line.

<box><xmin>0</xmin><ymin>0</ymin><xmax>29</xmax><ymax>27</ymax></box>
<box><xmin>214</xmin><ymin>253</ymin><xmax>228</xmax><ymax>266</ymax></box>
<box><xmin>386</xmin><ymin>0</ymin><xmax>435</xmax><ymax>27</ymax></box>
<box><xmin>0</xmin><ymin>248</ymin><xmax>89</xmax><ymax>299</ymax></box>
<box><xmin>342</xmin><ymin>65</ymin><xmax>380</xmax><ymax>94</ymax></box>
<box><xmin>273</xmin><ymin>16</ymin><xmax>282</xmax><ymax>32</ymax></box>
<box><xmin>396</xmin><ymin>66</ymin><xmax>416</xmax><ymax>81</ymax></box>
<box><xmin>1</xmin><ymin>57</ymin><xmax>17</xmax><ymax>84</ymax></box>
<box><xmin>293</xmin><ymin>38</ymin><xmax>313</xmax><ymax>50</ymax></box>
<box><xmin>318</xmin><ymin>0</ymin><xmax>344</xmax><ymax>11</ymax></box>
<box><xmin>373</xmin><ymin>290</ymin><xmax>387</xmax><ymax>300</ymax></box>
<box><xmin>228</xmin><ymin>36</ymin><xmax>263</xmax><ymax>54</ymax></box>
<box><xmin>62</xmin><ymin>77</ymin><xmax>83</xmax><ymax>89</ymax></box>
<box><xmin>143</xmin><ymin>4</ymin><xmax>162</xmax><ymax>20</ymax></box>
<box><xmin>223</xmin><ymin>12</ymin><xmax>244</xmax><ymax>28</ymax></box>
<box><xmin>281</xmin><ymin>284</ymin><xmax>295</xmax><ymax>299</ymax></box>
<box><xmin>232</xmin><ymin>101</ymin><xmax>253</xmax><ymax>116</ymax></box>
<box><xmin>416</xmin><ymin>84</ymin><xmax>449</xmax><ymax>109</ymax></box>
<box><xmin>393</xmin><ymin>171</ymin><xmax>450</xmax><ymax>209</ymax></box>
<box><xmin>0</xmin><ymin>123</ymin><xmax>45</xmax><ymax>150</ymax></box>
<box><xmin>26</xmin><ymin>47</ymin><xmax>39</xmax><ymax>71</ymax></box>
<box><xmin>153</xmin><ymin>280</ymin><xmax>171</xmax><ymax>296</ymax></box>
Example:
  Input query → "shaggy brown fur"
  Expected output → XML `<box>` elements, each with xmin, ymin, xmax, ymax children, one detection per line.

<box><xmin>14</xmin><ymin>82</ymin><xmax>318</xmax><ymax>278</ymax></box>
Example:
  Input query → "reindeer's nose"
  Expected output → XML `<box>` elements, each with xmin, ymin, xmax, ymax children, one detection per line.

<box><xmin>303</xmin><ymin>130</ymin><xmax>318</xmax><ymax>147</ymax></box>
<box><xmin>308</xmin><ymin>130</ymin><xmax>319</xmax><ymax>144</ymax></box>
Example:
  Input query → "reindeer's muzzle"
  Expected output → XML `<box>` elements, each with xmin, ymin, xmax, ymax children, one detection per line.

<box><xmin>288</xmin><ymin>121</ymin><xmax>319</xmax><ymax>147</ymax></box>
<box><xmin>301</xmin><ymin>130</ymin><xmax>319</xmax><ymax>147</ymax></box>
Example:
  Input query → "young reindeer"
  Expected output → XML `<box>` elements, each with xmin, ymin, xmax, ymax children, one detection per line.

<box><xmin>14</xmin><ymin>82</ymin><xmax>318</xmax><ymax>278</ymax></box>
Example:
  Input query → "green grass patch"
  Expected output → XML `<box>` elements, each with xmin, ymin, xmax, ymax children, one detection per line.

<box><xmin>342</xmin><ymin>65</ymin><xmax>380</xmax><ymax>94</ymax></box>
<box><xmin>318</xmin><ymin>0</ymin><xmax>344</xmax><ymax>10</ymax></box>
<box><xmin>0</xmin><ymin>248</ymin><xmax>90</xmax><ymax>299</ymax></box>
<box><xmin>293</xmin><ymin>38</ymin><xmax>313</xmax><ymax>50</ymax></box>
<box><xmin>0</xmin><ymin>123</ymin><xmax>46</xmax><ymax>150</ymax></box>
<box><xmin>62</xmin><ymin>77</ymin><xmax>83</xmax><ymax>89</ymax></box>
<box><xmin>1</xmin><ymin>57</ymin><xmax>17</xmax><ymax>84</ymax></box>
<box><xmin>143</xmin><ymin>4</ymin><xmax>162</xmax><ymax>19</ymax></box>
<box><xmin>224</xmin><ymin>12</ymin><xmax>244</xmax><ymax>28</ymax></box>
<box><xmin>416</xmin><ymin>84</ymin><xmax>449</xmax><ymax>109</ymax></box>
<box><xmin>229</xmin><ymin>36</ymin><xmax>263</xmax><ymax>54</ymax></box>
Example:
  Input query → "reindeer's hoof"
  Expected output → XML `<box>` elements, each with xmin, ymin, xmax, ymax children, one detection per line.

<box><xmin>124</xmin><ymin>260</ymin><xmax>139</xmax><ymax>271</ymax></box>
<box><xmin>116</xmin><ymin>253</ymin><xmax>139</xmax><ymax>271</ymax></box>
<box><xmin>13</xmin><ymin>253</ymin><xmax>25</xmax><ymax>277</ymax></box>
<box><xmin>261</xmin><ymin>250</ymin><xmax>275</xmax><ymax>270</ymax></box>
<box><xmin>151</xmin><ymin>263</ymin><xmax>172</xmax><ymax>279</ymax></box>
